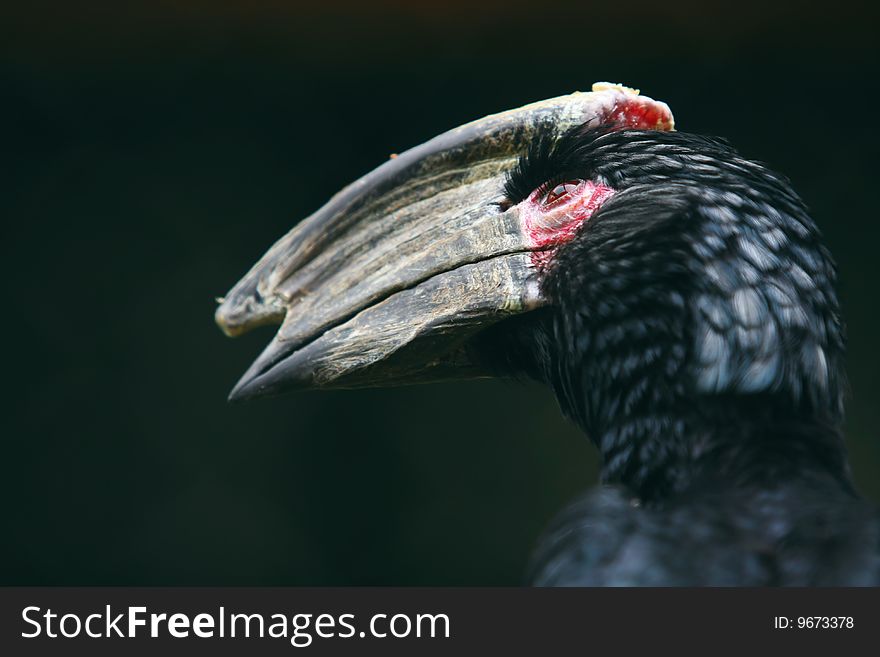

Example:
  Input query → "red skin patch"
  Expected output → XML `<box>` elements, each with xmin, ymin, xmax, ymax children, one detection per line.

<box><xmin>519</xmin><ymin>93</ymin><xmax>672</xmax><ymax>269</ymax></box>
<box><xmin>521</xmin><ymin>181</ymin><xmax>615</xmax><ymax>269</ymax></box>
<box><xmin>604</xmin><ymin>93</ymin><xmax>675</xmax><ymax>131</ymax></box>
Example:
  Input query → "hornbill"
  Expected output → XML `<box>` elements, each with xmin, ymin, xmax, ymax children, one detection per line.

<box><xmin>216</xmin><ymin>83</ymin><xmax>880</xmax><ymax>585</ymax></box>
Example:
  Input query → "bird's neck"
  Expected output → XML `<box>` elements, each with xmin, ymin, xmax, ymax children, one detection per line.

<box><xmin>595</xmin><ymin>396</ymin><xmax>853</xmax><ymax>503</ymax></box>
<box><xmin>535</xmin><ymin>185</ymin><xmax>849</xmax><ymax>504</ymax></box>
<box><xmin>476</xmin><ymin>286</ymin><xmax>852</xmax><ymax>503</ymax></box>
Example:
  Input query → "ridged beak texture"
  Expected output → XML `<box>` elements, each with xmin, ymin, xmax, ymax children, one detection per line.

<box><xmin>215</xmin><ymin>83</ymin><xmax>674</xmax><ymax>399</ymax></box>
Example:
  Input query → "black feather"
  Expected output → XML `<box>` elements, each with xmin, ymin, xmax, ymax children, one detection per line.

<box><xmin>477</xmin><ymin>123</ymin><xmax>877</xmax><ymax>585</ymax></box>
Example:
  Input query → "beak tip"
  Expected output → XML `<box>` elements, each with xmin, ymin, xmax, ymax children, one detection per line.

<box><xmin>227</xmin><ymin>381</ymin><xmax>252</xmax><ymax>403</ymax></box>
<box><xmin>227</xmin><ymin>346</ymin><xmax>313</xmax><ymax>402</ymax></box>
<box><xmin>227</xmin><ymin>373</ymin><xmax>268</xmax><ymax>403</ymax></box>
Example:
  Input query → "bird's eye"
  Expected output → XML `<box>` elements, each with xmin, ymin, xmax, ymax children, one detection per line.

<box><xmin>540</xmin><ymin>180</ymin><xmax>583</xmax><ymax>207</ymax></box>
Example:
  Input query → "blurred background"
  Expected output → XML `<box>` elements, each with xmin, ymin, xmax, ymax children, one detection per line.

<box><xmin>3</xmin><ymin>1</ymin><xmax>878</xmax><ymax>584</ymax></box>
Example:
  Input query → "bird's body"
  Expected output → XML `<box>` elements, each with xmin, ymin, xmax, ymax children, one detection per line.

<box><xmin>531</xmin><ymin>459</ymin><xmax>880</xmax><ymax>586</ymax></box>
<box><xmin>217</xmin><ymin>85</ymin><xmax>879</xmax><ymax>585</ymax></box>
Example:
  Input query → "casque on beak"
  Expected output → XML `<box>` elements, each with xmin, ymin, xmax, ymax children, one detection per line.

<box><xmin>216</xmin><ymin>83</ymin><xmax>674</xmax><ymax>399</ymax></box>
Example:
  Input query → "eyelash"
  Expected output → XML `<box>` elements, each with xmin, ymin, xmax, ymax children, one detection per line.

<box><xmin>534</xmin><ymin>174</ymin><xmax>579</xmax><ymax>203</ymax></box>
<box><xmin>503</xmin><ymin>121</ymin><xmax>613</xmax><ymax>205</ymax></box>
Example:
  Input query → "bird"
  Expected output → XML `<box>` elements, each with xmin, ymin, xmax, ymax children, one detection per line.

<box><xmin>215</xmin><ymin>83</ymin><xmax>880</xmax><ymax>585</ymax></box>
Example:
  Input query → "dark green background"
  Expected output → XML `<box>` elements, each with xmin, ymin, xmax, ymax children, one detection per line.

<box><xmin>3</xmin><ymin>1</ymin><xmax>878</xmax><ymax>584</ymax></box>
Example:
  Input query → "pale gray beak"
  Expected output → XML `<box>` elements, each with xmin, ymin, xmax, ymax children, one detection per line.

<box><xmin>215</xmin><ymin>83</ymin><xmax>674</xmax><ymax>399</ymax></box>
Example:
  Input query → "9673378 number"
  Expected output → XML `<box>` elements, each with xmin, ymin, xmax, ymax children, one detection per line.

<box><xmin>773</xmin><ymin>616</ymin><xmax>853</xmax><ymax>629</ymax></box>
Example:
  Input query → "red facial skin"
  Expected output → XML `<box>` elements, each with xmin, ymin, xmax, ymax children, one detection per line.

<box><xmin>520</xmin><ymin>180</ymin><xmax>615</xmax><ymax>270</ymax></box>
<box><xmin>518</xmin><ymin>92</ymin><xmax>673</xmax><ymax>269</ymax></box>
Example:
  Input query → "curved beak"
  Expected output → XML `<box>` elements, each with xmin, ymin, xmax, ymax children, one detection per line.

<box><xmin>216</xmin><ymin>83</ymin><xmax>674</xmax><ymax>399</ymax></box>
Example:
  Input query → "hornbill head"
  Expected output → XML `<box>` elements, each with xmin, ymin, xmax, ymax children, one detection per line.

<box><xmin>216</xmin><ymin>82</ymin><xmax>676</xmax><ymax>398</ymax></box>
<box><xmin>216</xmin><ymin>81</ymin><xmax>844</xmax><ymax>484</ymax></box>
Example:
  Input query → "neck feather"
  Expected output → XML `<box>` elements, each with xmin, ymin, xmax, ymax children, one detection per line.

<box><xmin>539</xmin><ymin>182</ymin><xmax>847</xmax><ymax>502</ymax></box>
<box><xmin>596</xmin><ymin>398</ymin><xmax>852</xmax><ymax>502</ymax></box>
